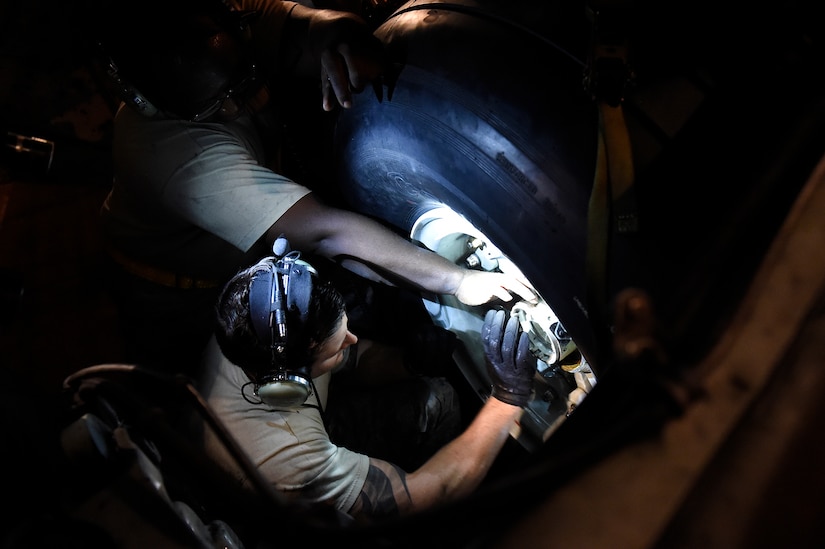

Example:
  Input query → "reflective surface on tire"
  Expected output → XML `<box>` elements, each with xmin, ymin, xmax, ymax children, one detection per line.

<box><xmin>334</xmin><ymin>1</ymin><xmax>600</xmax><ymax>368</ymax></box>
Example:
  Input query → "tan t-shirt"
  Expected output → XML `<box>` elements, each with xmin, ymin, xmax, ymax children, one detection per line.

<box><xmin>196</xmin><ymin>336</ymin><xmax>370</xmax><ymax>514</ymax></box>
<box><xmin>100</xmin><ymin>0</ymin><xmax>311</xmax><ymax>280</ymax></box>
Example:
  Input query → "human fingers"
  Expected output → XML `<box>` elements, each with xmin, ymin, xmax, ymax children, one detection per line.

<box><xmin>336</xmin><ymin>40</ymin><xmax>384</xmax><ymax>91</ymax></box>
<box><xmin>500</xmin><ymin>316</ymin><xmax>521</xmax><ymax>368</ymax></box>
<box><xmin>499</xmin><ymin>273</ymin><xmax>537</xmax><ymax>303</ymax></box>
<box><xmin>515</xmin><ymin>332</ymin><xmax>535</xmax><ymax>373</ymax></box>
<box><xmin>320</xmin><ymin>50</ymin><xmax>352</xmax><ymax>110</ymax></box>
<box><xmin>481</xmin><ymin>309</ymin><xmax>506</xmax><ymax>363</ymax></box>
<box><xmin>481</xmin><ymin>308</ymin><xmax>496</xmax><ymax>345</ymax></box>
<box><xmin>454</xmin><ymin>271</ymin><xmax>501</xmax><ymax>305</ymax></box>
<box><xmin>456</xmin><ymin>271</ymin><xmax>537</xmax><ymax>306</ymax></box>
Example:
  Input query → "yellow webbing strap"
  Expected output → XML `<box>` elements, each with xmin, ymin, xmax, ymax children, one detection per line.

<box><xmin>585</xmin><ymin>47</ymin><xmax>638</xmax><ymax>355</ymax></box>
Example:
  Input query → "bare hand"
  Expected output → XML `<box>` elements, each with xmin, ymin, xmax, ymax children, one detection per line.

<box><xmin>308</xmin><ymin>11</ymin><xmax>386</xmax><ymax>111</ymax></box>
<box><xmin>454</xmin><ymin>270</ymin><xmax>537</xmax><ymax>307</ymax></box>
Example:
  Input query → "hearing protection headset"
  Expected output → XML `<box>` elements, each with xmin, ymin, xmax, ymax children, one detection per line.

<box><xmin>247</xmin><ymin>238</ymin><xmax>318</xmax><ymax>408</ymax></box>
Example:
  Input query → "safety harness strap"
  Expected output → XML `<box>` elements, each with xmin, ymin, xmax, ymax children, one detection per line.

<box><xmin>584</xmin><ymin>1</ymin><xmax>638</xmax><ymax>358</ymax></box>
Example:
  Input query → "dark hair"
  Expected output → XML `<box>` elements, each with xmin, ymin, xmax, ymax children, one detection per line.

<box><xmin>214</xmin><ymin>259</ymin><xmax>347</xmax><ymax>383</ymax></box>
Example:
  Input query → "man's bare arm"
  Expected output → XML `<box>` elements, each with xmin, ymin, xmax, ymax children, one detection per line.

<box><xmin>346</xmin><ymin>397</ymin><xmax>522</xmax><ymax>521</ymax></box>
<box><xmin>270</xmin><ymin>193</ymin><xmax>536</xmax><ymax>305</ymax></box>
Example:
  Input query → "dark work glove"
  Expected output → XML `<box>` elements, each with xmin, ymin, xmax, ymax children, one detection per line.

<box><xmin>481</xmin><ymin>309</ymin><xmax>536</xmax><ymax>407</ymax></box>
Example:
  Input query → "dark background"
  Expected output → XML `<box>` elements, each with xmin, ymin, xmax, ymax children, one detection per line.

<box><xmin>2</xmin><ymin>0</ymin><xmax>825</xmax><ymax>547</ymax></box>
<box><xmin>0</xmin><ymin>0</ymin><xmax>122</xmax><ymax>390</ymax></box>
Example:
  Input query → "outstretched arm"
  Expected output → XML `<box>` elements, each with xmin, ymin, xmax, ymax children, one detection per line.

<box><xmin>349</xmin><ymin>396</ymin><xmax>522</xmax><ymax>519</ymax></box>
<box><xmin>270</xmin><ymin>193</ymin><xmax>536</xmax><ymax>305</ymax></box>
<box><xmin>347</xmin><ymin>308</ymin><xmax>537</xmax><ymax>520</ymax></box>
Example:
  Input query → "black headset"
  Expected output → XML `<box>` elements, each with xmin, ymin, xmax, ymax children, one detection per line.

<box><xmin>247</xmin><ymin>237</ymin><xmax>318</xmax><ymax>408</ymax></box>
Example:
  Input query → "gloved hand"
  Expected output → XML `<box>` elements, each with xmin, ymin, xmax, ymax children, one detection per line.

<box><xmin>481</xmin><ymin>309</ymin><xmax>536</xmax><ymax>407</ymax></box>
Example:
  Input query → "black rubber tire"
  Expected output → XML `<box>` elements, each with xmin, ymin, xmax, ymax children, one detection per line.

<box><xmin>334</xmin><ymin>2</ymin><xmax>601</xmax><ymax>363</ymax></box>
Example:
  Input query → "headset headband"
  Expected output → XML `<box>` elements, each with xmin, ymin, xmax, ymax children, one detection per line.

<box><xmin>246</xmin><ymin>238</ymin><xmax>318</xmax><ymax>408</ymax></box>
<box><xmin>248</xmin><ymin>252</ymin><xmax>315</xmax><ymax>358</ymax></box>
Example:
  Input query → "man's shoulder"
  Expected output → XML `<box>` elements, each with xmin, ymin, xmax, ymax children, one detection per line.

<box><xmin>115</xmin><ymin>107</ymin><xmax>258</xmax><ymax>168</ymax></box>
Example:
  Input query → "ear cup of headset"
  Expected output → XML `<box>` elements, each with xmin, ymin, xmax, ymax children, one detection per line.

<box><xmin>256</xmin><ymin>373</ymin><xmax>311</xmax><ymax>409</ymax></box>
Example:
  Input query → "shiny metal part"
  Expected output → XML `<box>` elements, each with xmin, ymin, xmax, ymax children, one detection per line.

<box><xmin>410</xmin><ymin>205</ymin><xmax>597</xmax><ymax>448</ymax></box>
